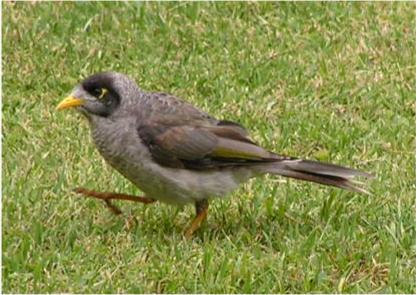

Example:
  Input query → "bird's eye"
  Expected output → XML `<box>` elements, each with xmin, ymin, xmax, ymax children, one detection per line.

<box><xmin>94</xmin><ymin>88</ymin><xmax>108</xmax><ymax>100</ymax></box>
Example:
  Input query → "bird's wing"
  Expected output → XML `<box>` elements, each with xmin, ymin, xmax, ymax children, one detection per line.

<box><xmin>136</xmin><ymin>92</ymin><xmax>289</xmax><ymax>169</ymax></box>
<box><xmin>138</xmin><ymin>121</ymin><xmax>285</xmax><ymax>169</ymax></box>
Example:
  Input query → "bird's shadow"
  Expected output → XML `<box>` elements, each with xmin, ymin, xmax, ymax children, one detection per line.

<box><xmin>73</xmin><ymin>188</ymin><xmax>347</xmax><ymax>250</ymax></box>
<box><xmin>108</xmin><ymin>201</ymin><xmax>309</xmax><ymax>248</ymax></box>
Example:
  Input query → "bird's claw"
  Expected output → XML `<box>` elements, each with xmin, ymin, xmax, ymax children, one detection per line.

<box><xmin>73</xmin><ymin>187</ymin><xmax>124</xmax><ymax>215</ymax></box>
<box><xmin>104</xmin><ymin>199</ymin><xmax>123</xmax><ymax>215</ymax></box>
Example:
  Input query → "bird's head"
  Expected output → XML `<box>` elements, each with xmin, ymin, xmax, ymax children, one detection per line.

<box><xmin>57</xmin><ymin>72</ymin><xmax>139</xmax><ymax>118</ymax></box>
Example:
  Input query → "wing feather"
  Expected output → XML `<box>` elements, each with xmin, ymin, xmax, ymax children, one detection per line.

<box><xmin>137</xmin><ymin>92</ymin><xmax>283</xmax><ymax>169</ymax></box>
<box><xmin>138</xmin><ymin>122</ymin><xmax>280</xmax><ymax>169</ymax></box>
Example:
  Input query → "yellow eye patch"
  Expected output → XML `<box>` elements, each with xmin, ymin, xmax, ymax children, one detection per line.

<box><xmin>98</xmin><ymin>88</ymin><xmax>108</xmax><ymax>99</ymax></box>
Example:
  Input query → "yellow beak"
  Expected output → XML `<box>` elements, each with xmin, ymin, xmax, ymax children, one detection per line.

<box><xmin>56</xmin><ymin>96</ymin><xmax>85</xmax><ymax>110</ymax></box>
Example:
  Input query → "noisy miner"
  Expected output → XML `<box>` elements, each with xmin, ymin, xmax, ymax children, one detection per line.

<box><xmin>57</xmin><ymin>72</ymin><xmax>372</xmax><ymax>237</ymax></box>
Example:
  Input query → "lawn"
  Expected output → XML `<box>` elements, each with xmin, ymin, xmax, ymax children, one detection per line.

<box><xmin>2</xmin><ymin>2</ymin><xmax>415</xmax><ymax>293</ymax></box>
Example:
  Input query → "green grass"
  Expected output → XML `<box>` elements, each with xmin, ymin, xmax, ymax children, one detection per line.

<box><xmin>3</xmin><ymin>2</ymin><xmax>415</xmax><ymax>293</ymax></box>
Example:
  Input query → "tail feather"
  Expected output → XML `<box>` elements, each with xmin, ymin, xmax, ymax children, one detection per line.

<box><xmin>260</xmin><ymin>159</ymin><xmax>373</xmax><ymax>194</ymax></box>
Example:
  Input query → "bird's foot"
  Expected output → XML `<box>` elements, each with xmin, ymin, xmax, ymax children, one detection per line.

<box><xmin>73</xmin><ymin>187</ymin><xmax>156</xmax><ymax>215</ymax></box>
<box><xmin>184</xmin><ymin>199</ymin><xmax>209</xmax><ymax>239</ymax></box>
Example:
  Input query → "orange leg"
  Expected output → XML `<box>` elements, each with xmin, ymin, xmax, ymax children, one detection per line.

<box><xmin>185</xmin><ymin>199</ymin><xmax>209</xmax><ymax>239</ymax></box>
<box><xmin>73</xmin><ymin>187</ymin><xmax>156</xmax><ymax>215</ymax></box>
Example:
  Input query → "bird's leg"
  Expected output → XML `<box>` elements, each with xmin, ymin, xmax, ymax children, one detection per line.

<box><xmin>73</xmin><ymin>187</ymin><xmax>156</xmax><ymax>215</ymax></box>
<box><xmin>185</xmin><ymin>199</ymin><xmax>209</xmax><ymax>239</ymax></box>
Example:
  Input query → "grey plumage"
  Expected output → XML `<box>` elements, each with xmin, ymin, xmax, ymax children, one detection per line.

<box><xmin>58</xmin><ymin>72</ymin><xmax>373</xmax><ymax>209</ymax></box>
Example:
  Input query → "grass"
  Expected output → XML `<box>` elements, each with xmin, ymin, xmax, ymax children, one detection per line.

<box><xmin>2</xmin><ymin>2</ymin><xmax>415</xmax><ymax>293</ymax></box>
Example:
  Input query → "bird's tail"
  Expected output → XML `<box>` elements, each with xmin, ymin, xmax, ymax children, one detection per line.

<box><xmin>258</xmin><ymin>159</ymin><xmax>373</xmax><ymax>194</ymax></box>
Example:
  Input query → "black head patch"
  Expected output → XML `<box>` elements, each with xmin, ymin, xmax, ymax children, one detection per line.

<box><xmin>80</xmin><ymin>72</ymin><xmax>121</xmax><ymax>117</ymax></box>
<box><xmin>81</xmin><ymin>72</ymin><xmax>117</xmax><ymax>96</ymax></box>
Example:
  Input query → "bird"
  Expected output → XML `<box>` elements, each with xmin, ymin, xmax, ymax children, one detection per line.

<box><xmin>56</xmin><ymin>72</ymin><xmax>372</xmax><ymax>238</ymax></box>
